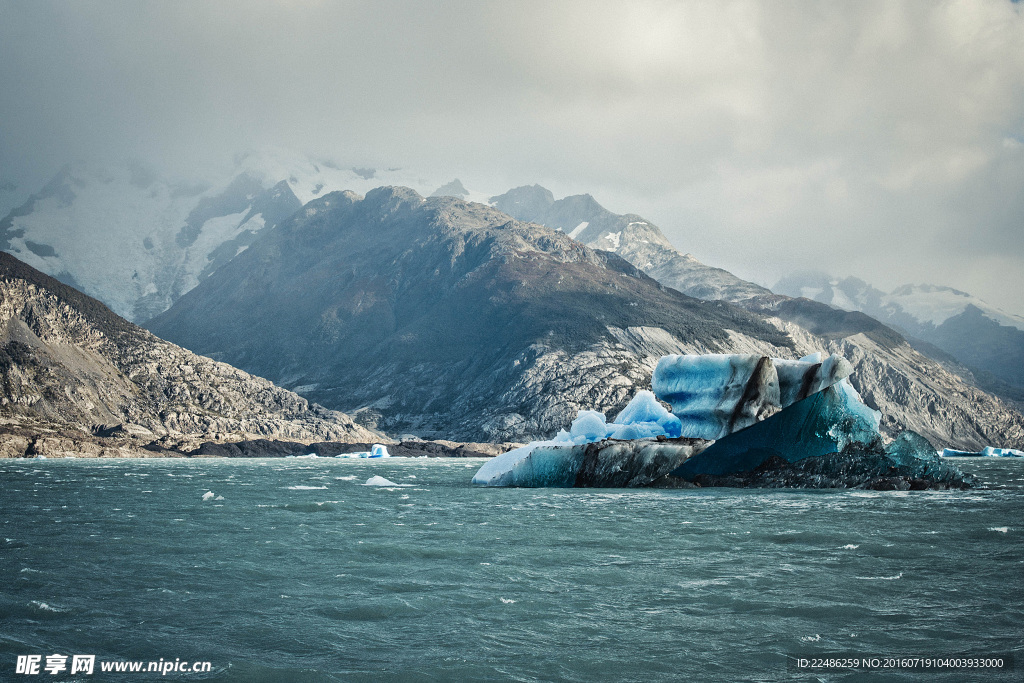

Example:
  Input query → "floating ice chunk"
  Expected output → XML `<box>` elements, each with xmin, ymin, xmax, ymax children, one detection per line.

<box><xmin>474</xmin><ymin>389</ymin><xmax>706</xmax><ymax>486</ymax></box>
<box><xmin>292</xmin><ymin>453</ymin><xmax>318</xmax><ymax>459</ymax></box>
<box><xmin>471</xmin><ymin>441</ymin><xmax>581</xmax><ymax>487</ymax></box>
<box><xmin>202</xmin><ymin>491</ymin><xmax>215</xmax><ymax>500</ymax></box>
<box><xmin>336</xmin><ymin>443</ymin><xmax>391</xmax><ymax>458</ymax></box>
<box><xmin>364</xmin><ymin>475</ymin><xmax>400</xmax><ymax>486</ymax></box>
<box><xmin>982</xmin><ymin>446</ymin><xmax>1023</xmax><ymax>457</ymax></box>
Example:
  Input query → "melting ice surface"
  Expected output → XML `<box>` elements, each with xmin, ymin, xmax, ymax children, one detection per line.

<box><xmin>651</xmin><ymin>352</ymin><xmax>853</xmax><ymax>440</ymax></box>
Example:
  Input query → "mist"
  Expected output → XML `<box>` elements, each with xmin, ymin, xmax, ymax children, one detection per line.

<box><xmin>1</xmin><ymin>0</ymin><xmax>1022</xmax><ymax>314</ymax></box>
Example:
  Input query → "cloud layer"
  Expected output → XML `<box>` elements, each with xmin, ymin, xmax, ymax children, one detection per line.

<box><xmin>1</xmin><ymin>0</ymin><xmax>1022</xmax><ymax>313</ymax></box>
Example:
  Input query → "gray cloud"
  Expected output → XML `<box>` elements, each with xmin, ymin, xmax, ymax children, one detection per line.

<box><xmin>1</xmin><ymin>0</ymin><xmax>1022</xmax><ymax>313</ymax></box>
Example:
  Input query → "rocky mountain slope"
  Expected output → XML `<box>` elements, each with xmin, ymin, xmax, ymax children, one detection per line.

<box><xmin>489</xmin><ymin>185</ymin><xmax>771</xmax><ymax>302</ymax></box>
<box><xmin>0</xmin><ymin>152</ymin><xmax>477</xmax><ymax>323</ymax></box>
<box><xmin>147</xmin><ymin>187</ymin><xmax>1024</xmax><ymax>449</ymax></box>
<box><xmin>148</xmin><ymin>186</ymin><xmax>795</xmax><ymax>442</ymax></box>
<box><xmin>774</xmin><ymin>272</ymin><xmax>1024</xmax><ymax>406</ymax></box>
<box><xmin>0</xmin><ymin>251</ymin><xmax>378</xmax><ymax>457</ymax></box>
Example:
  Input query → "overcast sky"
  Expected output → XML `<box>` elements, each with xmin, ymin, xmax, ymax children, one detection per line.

<box><xmin>1</xmin><ymin>0</ymin><xmax>1022</xmax><ymax>314</ymax></box>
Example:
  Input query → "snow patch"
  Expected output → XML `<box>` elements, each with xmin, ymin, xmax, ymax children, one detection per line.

<box><xmin>568</xmin><ymin>221</ymin><xmax>589</xmax><ymax>239</ymax></box>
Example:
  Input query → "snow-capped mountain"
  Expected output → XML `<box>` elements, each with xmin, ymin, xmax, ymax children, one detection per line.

<box><xmin>774</xmin><ymin>272</ymin><xmax>1024</xmax><ymax>332</ymax></box>
<box><xmin>489</xmin><ymin>185</ymin><xmax>771</xmax><ymax>302</ymax></box>
<box><xmin>774</xmin><ymin>272</ymin><xmax>1024</xmax><ymax>403</ymax></box>
<box><xmin>0</xmin><ymin>150</ymin><xmax>484</xmax><ymax>322</ymax></box>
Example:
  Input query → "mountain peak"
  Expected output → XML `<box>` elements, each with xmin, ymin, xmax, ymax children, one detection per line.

<box><xmin>431</xmin><ymin>179</ymin><xmax>469</xmax><ymax>198</ymax></box>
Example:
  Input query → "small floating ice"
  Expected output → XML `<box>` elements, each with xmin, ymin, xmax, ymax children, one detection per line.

<box><xmin>287</xmin><ymin>485</ymin><xmax>328</xmax><ymax>490</ymax></box>
<box><xmin>942</xmin><ymin>446</ymin><xmax>1024</xmax><ymax>457</ymax></box>
<box><xmin>290</xmin><ymin>453</ymin><xmax>318</xmax><ymax>459</ymax></box>
<box><xmin>364</xmin><ymin>475</ymin><xmax>403</xmax><ymax>486</ymax></box>
<box><xmin>989</xmin><ymin>527</ymin><xmax>1009</xmax><ymax>533</ymax></box>
<box><xmin>337</xmin><ymin>444</ymin><xmax>391</xmax><ymax>459</ymax></box>
<box><xmin>30</xmin><ymin>600</ymin><xmax>64</xmax><ymax>612</ymax></box>
<box><xmin>202</xmin><ymin>491</ymin><xmax>215</xmax><ymax>501</ymax></box>
<box><xmin>855</xmin><ymin>572</ymin><xmax>903</xmax><ymax>581</ymax></box>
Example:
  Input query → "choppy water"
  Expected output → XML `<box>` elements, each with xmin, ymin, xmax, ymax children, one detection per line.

<box><xmin>1</xmin><ymin>457</ymin><xmax>1021</xmax><ymax>682</ymax></box>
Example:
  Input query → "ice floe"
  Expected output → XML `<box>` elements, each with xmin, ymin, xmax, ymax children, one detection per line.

<box><xmin>336</xmin><ymin>444</ymin><xmax>390</xmax><ymax>458</ymax></box>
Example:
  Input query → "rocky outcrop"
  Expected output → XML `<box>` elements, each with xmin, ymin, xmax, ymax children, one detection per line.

<box><xmin>0</xmin><ymin>252</ymin><xmax>380</xmax><ymax>455</ymax></box>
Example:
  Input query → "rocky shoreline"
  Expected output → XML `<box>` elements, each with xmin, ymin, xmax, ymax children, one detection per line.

<box><xmin>0</xmin><ymin>423</ymin><xmax>520</xmax><ymax>459</ymax></box>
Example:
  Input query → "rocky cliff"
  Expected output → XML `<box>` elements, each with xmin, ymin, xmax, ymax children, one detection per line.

<box><xmin>0</xmin><ymin>252</ymin><xmax>379</xmax><ymax>457</ymax></box>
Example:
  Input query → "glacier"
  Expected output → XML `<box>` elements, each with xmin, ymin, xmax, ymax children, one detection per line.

<box><xmin>472</xmin><ymin>352</ymin><xmax>971</xmax><ymax>489</ymax></box>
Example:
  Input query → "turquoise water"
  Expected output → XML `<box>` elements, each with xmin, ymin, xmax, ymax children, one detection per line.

<box><xmin>1</xmin><ymin>457</ymin><xmax>1021</xmax><ymax>681</ymax></box>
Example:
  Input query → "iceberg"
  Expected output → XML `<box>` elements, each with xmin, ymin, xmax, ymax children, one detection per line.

<box><xmin>686</xmin><ymin>433</ymin><xmax>974</xmax><ymax>490</ymax></box>
<box><xmin>335</xmin><ymin>444</ymin><xmax>391</xmax><ymax>459</ymax></box>
<box><xmin>364</xmin><ymin>475</ymin><xmax>401</xmax><ymax>486</ymax></box>
<box><xmin>472</xmin><ymin>352</ymin><xmax>970</xmax><ymax>489</ymax></box>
